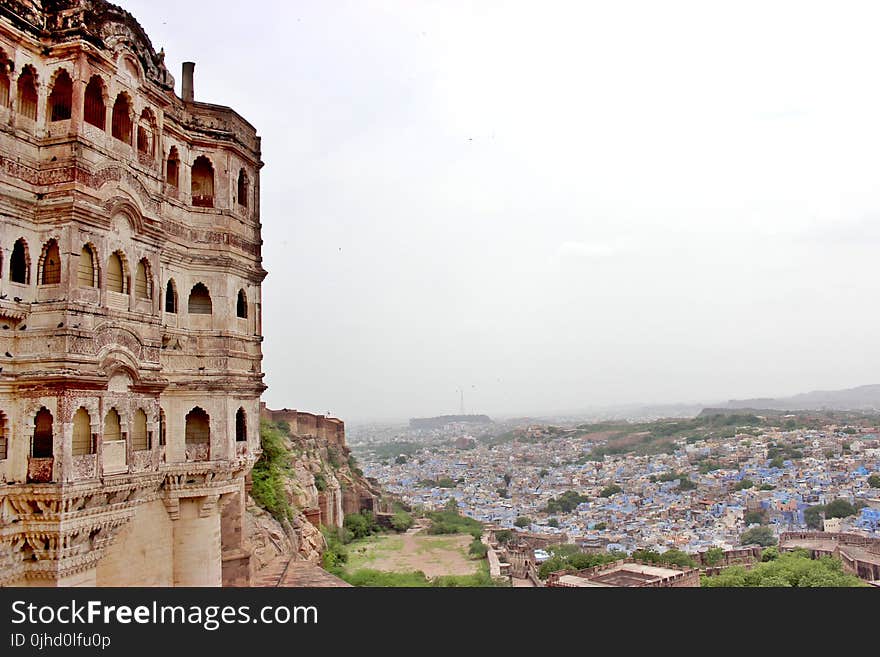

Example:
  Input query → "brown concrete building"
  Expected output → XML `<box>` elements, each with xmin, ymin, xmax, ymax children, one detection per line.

<box><xmin>545</xmin><ymin>559</ymin><xmax>701</xmax><ymax>588</ymax></box>
<box><xmin>0</xmin><ymin>1</ymin><xmax>264</xmax><ymax>586</ymax></box>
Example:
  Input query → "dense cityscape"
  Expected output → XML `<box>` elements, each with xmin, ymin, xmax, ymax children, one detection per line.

<box><xmin>352</xmin><ymin>412</ymin><xmax>880</xmax><ymax>557</ymax></box>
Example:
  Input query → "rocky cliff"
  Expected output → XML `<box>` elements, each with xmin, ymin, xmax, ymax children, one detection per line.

<box><xmin>245</xmin><ymin>407</ymin><xmax>383</xmax><ymax>579</ymax></box>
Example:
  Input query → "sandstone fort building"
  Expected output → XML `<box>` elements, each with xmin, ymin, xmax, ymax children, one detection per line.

<box><xmin>0</xmin><ymin>0</ymin><xmax>264</xmax><ymax>586</ymax></box>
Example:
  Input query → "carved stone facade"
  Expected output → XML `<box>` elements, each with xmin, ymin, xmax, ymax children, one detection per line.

<box><xmin>0</xmin><ymin>1</ymin><xmax>265</xmax><ymax>586</ymax></box>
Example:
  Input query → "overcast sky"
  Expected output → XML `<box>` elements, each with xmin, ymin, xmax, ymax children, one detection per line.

<box><xmin>125</xmin><ymin>1</ymin><xmax>880</xmax><ymax>422</ymax></box>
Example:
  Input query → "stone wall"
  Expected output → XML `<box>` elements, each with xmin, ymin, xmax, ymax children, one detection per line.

<box><xmin>96</xmin><ymin>499</ymin><xmax>173</xmax><ymax>586</ymax></box>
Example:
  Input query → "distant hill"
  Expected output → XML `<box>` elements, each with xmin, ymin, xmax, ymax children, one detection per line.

<box><xmin>409</xmin><ymin>415</ymin><xmax>493</xmax><ymax>430</ymax></box>
<box><xmin>724</xmin><ymin>384</ymin><xmax>880</xmax><ymax>412</ymax></box>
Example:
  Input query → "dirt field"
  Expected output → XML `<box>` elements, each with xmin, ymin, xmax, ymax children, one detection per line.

<box><xmin>344</xmin><ymin>530</ymin><xmax>477</xmax><ymax>578</ymax></box>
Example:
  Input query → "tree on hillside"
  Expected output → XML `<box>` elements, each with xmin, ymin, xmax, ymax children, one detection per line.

<box><xmin>744</xmin><ymin>510</ymin><xmax>767</xmax><ymax>525</ymax></box>
<box><xmin>514</xmin><ymin>516</ymin><xmax>531</xmax><ymax>528</ymax></box>
<box><xmin>390</xmin><ymin>511</ymin><xmax>413</xmax><ymax>532</ymax></box>
<box><xmin>547</xmin><ymin>518</ymin><xmax>559</xmax><ymax>528</ymax></box>
<box><xmin>600</xmin><ymin>484</ymin><xmax>622</xmax><ymax>498</ymax></box>
<box><xmin>868</xmin><ymin>474</ymin><xmax>880</xmax><ymax>488</ymax></box>
<box><xmin>703</xmin><ymin>547</ymin><xmax>724</xmax><ymax>567</ymax></box>
<box><xmin>631</xmin><ymin>548</ymin><xmax>696</xmax><ymax>568</ymax></box>
<box><xmin>741</xmin><ymin>525</ymin><xmax>776</xmax><ymax>547</ymax></box>
<box><xmin>824</xmin><ymin>498</ymin><xmax>858</xmax><ymax>519</ymax></box>
<box><xmin>494</xmin><ymin>529</ymin><xmax>514</xmax><ymax>545</ymax></box>
<box><xmin>804</xmin><ymin>505</ymin><xmax>825</xmax><ymax>530</ymax></box>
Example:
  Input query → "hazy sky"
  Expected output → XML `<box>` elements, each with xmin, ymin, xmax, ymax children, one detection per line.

<box><xmin>125</xmin><ymin>1</ymin><xmax>880</xmax><ymax>422</ymax></box>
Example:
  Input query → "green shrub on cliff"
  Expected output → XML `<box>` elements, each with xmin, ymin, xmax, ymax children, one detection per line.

<box><xmin>426</xmin><ymin>500</ymin><xmax>483</xmax><ymax>538</ymax></box>
<box><xmin>344</xmin><ymin>511</ymin><xmax>380</xmax><ymax>539</ymax></box>
<box><xmin>321</xmin><ymin>526</ymin><xmax>349</xmax><ymax>571</ymax></box>
<box><xmin>390</xmin><ymin>511</ymin><xmax>414</xmax><ymax>532</ymax></box>
<box><xmin>252</xmin><ymin>420</ymin><xmax>294</xmax><ymax>523</ymax></box>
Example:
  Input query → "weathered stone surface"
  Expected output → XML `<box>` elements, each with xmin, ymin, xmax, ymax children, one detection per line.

<box><xmin>246</xmin><ymin>406</ymin><xmax>386</xmax><ymax>582</ymax></box>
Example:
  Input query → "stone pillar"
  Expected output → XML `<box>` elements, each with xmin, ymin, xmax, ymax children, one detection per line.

<box><xmin>173</xmin><ymin>497</ymin><xmax>221</xmax><ymax>586</ymax></box>
<box><xmin>220</xmin><ymin>488</ymin><xmax>251</xmax><ymax>586</ymax></box>
<box><xmin>70</xmin><ymin>78</ymin><xmax>84</xmax><ymax>134</ymax></box>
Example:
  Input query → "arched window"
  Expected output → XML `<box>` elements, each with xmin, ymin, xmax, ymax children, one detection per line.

<box><xmin>32</xmin><ymin>408</ymin><xmax>53</xmax><ymax>458</ymax></box>
<box><xmin>135</xmin><ymin>259</ymin><xmax>152</xmax><ymax>300</ymax></box>
<box><xmin>0</xmin><ymin>56</ymin><xmax>9</xmax><ymax>108</ymax></box>
<box><xmin>17</xmin><ymin>66</ymin><xmax>37</xmax><ymax>120</ymax></box>
<box><xmin>72</xmin><ymin>407</ymin><xmax>94</xmax><ymax>456</ymax></box>
<box><xmin>188</xmin><ymin>282</ymin><xmax>212</xmax><ymax>314</ymax></box>
<box><xmin>237</xmin><ymin>169</ymin><xmax>248</xmax><ymax>207</ymax></box>
<box><xmin>165</xmin><ymin>279</ymin><xmax>177</xmax><ymax>313</ymax></box>
<box><xmin>235</xmin><ymin>407</ymin><xmax>247</xmax><ymax>442</ymax></box>
<box><xmin>84</xmin><ymin>76</ymin><xmax>105</xmax><ymax>129</ymax></box>
<box><xmin>111</xmin><ymin>92</ymin><xmax>132</xmax><ymax>143</ymax></box>
<box><xmin>185</xmin><ymin>407</ymin><xmax>210</xmax><ymax>445</ymax></box>
<box><xmin>132</xmin><ymin>409</ymin><xmax>149</xmax><ymax>451</ymax></box>
<box><xmin>78</xmin><ymin>244</ymin><xmax>97</xmax><ymax>288</ymax></box>
<box><xmin>0</xmin><ymin>410</ymin><xmax>7</xmax><ymax>460</ymax></box>
<box><xmin>166</xmin><ymin>146</ymin><xmax>179</xmax><ymax>188</ymax></box>
<box><xmin>103</xmin><ymin>408</ymin><xmax>122</xmax><ymax>443</ymax></box>
<box><xmin>236</xmin><ymin>289</ymin><xmax>248</xmax><ymax>319</ymax></box>
<box><xmin>39</xmin><ymin>239</ymin><xmax>61</xmax><ymax>285</ymax></box>
<box><xmin>10</xmin><ymin>238</ymin><xmax>29</xmax><ymax>284</ymax></box>
<box><xmin>137</xmin><ymin>108</ymin><xmax>156</xmax><ymax>156</ymax></box>
<box><xmin>48</xmin><ymin>69</ymin><xmax>72</xmax><ymax>121</ymax></box>
<box><xmin>191</xmin><ymin>155</ymin><xmax>214</xmax><ymax>207</ymax></box>
<box><xmin>106</xmin><ymin>251</ymin><xmax>126</xmax><ymax>293</ymax></box>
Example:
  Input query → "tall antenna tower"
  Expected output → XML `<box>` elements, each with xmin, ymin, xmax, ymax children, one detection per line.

<box><xmin>459</xmin><ymin>387</ymin><xmax>465</xmax><ymax>415</ymax></box>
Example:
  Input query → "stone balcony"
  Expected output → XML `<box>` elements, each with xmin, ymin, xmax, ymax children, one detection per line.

<box><xmin>27</xmin><ymin>457</ymin><xmax>54</xmax><ymax>483</ymax></box>
<box><xmin>185</xmin><ymin>442</ymin><xmax>210</xmax><ymax>462</ymax></box>
<box><xmin>102</xmin><ymin>440</ymin><xmax>127</xmax><ymax>475</ymax></box>
<box><xmin>72</xmin><ymin>454</ymin><xmax>97</xmax><ymax>480</ymax></box>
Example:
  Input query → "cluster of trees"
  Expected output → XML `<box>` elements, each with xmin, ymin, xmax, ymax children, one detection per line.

<box><xmin>418</xmin><ymin>477</ymin><xmax>457</xmax><ymax>488</ymax></box>
<box><xmin>734</xmin><ymin>479</ymin><xmax>754</xmax><ymax>491</ymax></box>
<box><xmin>697</xmin><ymin>460</ymin><xmax>722</xmax><ymax>474</ymax></box>
<box><xmin>494</xmin><ymin>529</ymin><xmax>514</xmax><ymax>544</ymax></box>
<box><xmin>543</xmin><ymin>490</ymin><xmax>589</xmax><ymax>513</ymax></box>
<box><xmin>868</xmin><ymin>474</ymin><xmax>880</xmax><ymax>488</ymax></box>
<box><xmin>766</xmin><ymin>442</ymin><xmax>804</xmax><ymax>468</ymax></box>
<box><xmin>468</xmin><ymin>539</ymin><xmax>488</xmax><ymax>558</ymax></box>
<box><xmin>537</xmin><ymin>544</ymin><xmax>623</xmax><ymax>579</ymax></box>
<box><xmin>600</xmin><ymin>484</ymin><xmax>623</xmax><ymax>497</ymax></box>
<box><xmin>426</xmin><ymin>499</ymin><xmax>483</xmax><ymax>538</ymax></box>
<box><xmin>630</xmin><ymin>548</ymin><xmax>697</xmax><ymax>568</ymax></box>
<box><xmin>804</xmin><ymin>498</ymin><xmax>864</xmax><ymax>530</ymax></box>
<box><xmin>343</xmin><ymin>510</ymin><xmax>381</xmax><ymax>540</ymax></box>
<box><xmin>740</xmin><ymin>525</ymin><xmax>777</xmax><ymax>547</ymax></box>
<box><xmin>390</xmin><ymin>510</ymin><xmax>414</xmax><ymax>532</ymax></box>
<box><xmin>702</xmin><ymin>547</ymin><xmax>725</xmax><ymax>567</ymax></box>
<box><xmin>744</xmin><ymin>510</ymin><xmax>768</xmax><ymax>525</ymax></box>
<box><xmin>702</xmin><ymin>551</ymin><xmax>866</xmax><ymax>587</ymax></box>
